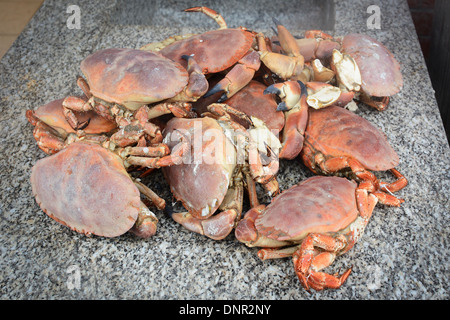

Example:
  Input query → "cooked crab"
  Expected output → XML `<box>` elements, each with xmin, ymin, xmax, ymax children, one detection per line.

<box><xmin>26</xmin><ymin>97</ymin><xmax>117</xmax><ymax>154</ymax></box>
<box><xmin>301</xmin><ymin>105</ymin><xmax>407</xmax><ymax>206</ymax></box>
<box><xmin>141</xmin><ymin>6</ymin><xmax>261</xmax><ymax>102</ymax></box>
<box><xmin>335</xmin><ymin>33</ymin><xmax>403</xmax><ymax>110</ymax></box>
<box><xmin>235</xmin><ymin>175</ymin><xmax>378</xmax><ymax>291</ymax></box>
<box><xmin>162</xmin><ymin>103</ymin><xmax>281</xmax><ymax>240</ymax></box>
<box><xmin>62</xmin><ymin>48</ymin><xmax>207</xmax><ymax>150</ymax></box>
<box><xmin>30</xmin><ymin>142</ymin><xmax>168</xmax><ymax>238</ymax></box>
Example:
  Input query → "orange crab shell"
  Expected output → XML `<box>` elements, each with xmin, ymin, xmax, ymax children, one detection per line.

<box><xmin>255</xmin><ymin>176</ymin><xmax>359</xmax><ymax>241</ymax></box>
<box><xmin>33</xmin><ymin>98</ymin><xmax>117</xmax><ymax>136</ymax></box>
<box><xmin>224</xmin><ymin>80</ymin><xmax>285</xmax><ymax>134</ymax></box>
<box><xmin>304</xmin><ymin>106</ymin><xmax>399</xmax><ymax>171</ymax></box>
<box><xmin>30</xmin><ymin>142</ymin><xmax>141</xmax><ymax>237</ymax></box>
<box><xmin>80</xmin><ymin>48</ymin><xmax>189</xmax><ymax>108</ymax></box>
<box><xmin>162</xmin><ymin>117</ymin><xmax>236</xmax><ymax>220</ymax></box>
<box><xmin>159</xmin><ymin>28</ymin><xmax>255</xmax><ymax>74</ymax></box>
<box><xmin>341</xmin><ymin>33</ymin><xmax>403</xmax><ymax>97</ymax></box>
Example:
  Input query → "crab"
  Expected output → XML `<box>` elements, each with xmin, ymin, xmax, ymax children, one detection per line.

<box><xmin>235</xmin><ymin>175</ymin><xmax>379</xmax><ymax>291</ymax></box>
<box><xmin>301</xmin><ymin>105</ymin><xmax>408</xmax><ymax>206</ymax></box>
<box><xmin>62</xmin><ymin>48</ymin><xmax>208</xmax><ymax>151</ymax></box>
<box><xmin>161</xmin><ymin>103</ymin><xmax>281</xmax><ymax>240</ymax></box>
<box><xmin>141</xmin><ymin>6</ymin><xmax>261</xmax><ymax>102</ymax></box>
<box><xmin>26</xmin><ymin>97</ymin><xmax>117</xmax><ymax>154</ymax></box>
<box><xmin>30</xmin><ymin>141</ymin><xmax>168</xmax><ymax>238</ymax></box>
<box><xmin>335</xmin><ymin>33</ymin><xmax>403</xmax><ymax>111</ymax></box>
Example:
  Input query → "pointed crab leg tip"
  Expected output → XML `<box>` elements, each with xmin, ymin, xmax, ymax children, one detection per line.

<box><xmin>263</xmin><ymin>85</ymin><xmax>281</xmax><ymax>95</ymax></box>
<box><xmin>271</xmin><ymin>26</ymin><xmax>278</xmax><ymax>36</ymax></box>
<box><xmin>272</xmin><ymin>17</ymin><xmax>282</xmax><ymax>27</ymax></box>
<box><xmin>297</xmin><ymin>80</ymin><xmax>308</xmax><ymax>97</ymax></box>
<box><xmin>204</xmin><ymin>84</ymin><xmax>225</xmax><ymax>98</ymax></box>
<box><xmin>164</xmin><ymin>203</ymin><xmax>174</xmax><ymax>218</ymax></box>
<box><xmin>217</xmin><ymin>93</ymin><xmax>229</xmax><ymax>103</ymax></box>
<box><xmin>276</xmin><ymin>101</ymin><xmax>288</xmax><ymax>111</ymax></box>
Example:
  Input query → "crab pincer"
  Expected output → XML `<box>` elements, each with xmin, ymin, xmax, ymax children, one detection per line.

<box><xmin>263</xmin><ymin>80</ymin><xmax>309</xmax><ymax>160</ymax></box>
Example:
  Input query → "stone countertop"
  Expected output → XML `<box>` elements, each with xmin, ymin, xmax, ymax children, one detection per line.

<box><xmin>0</xmin><ymin>0</ymin><xmax>449</xmax><ymax>300</ymax></box>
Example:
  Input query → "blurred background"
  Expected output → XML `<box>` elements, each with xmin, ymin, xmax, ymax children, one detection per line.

<box><xmin>0</xmin><ymin>0</ymin><xmax>448</xmax><ymax>142</ymax></box>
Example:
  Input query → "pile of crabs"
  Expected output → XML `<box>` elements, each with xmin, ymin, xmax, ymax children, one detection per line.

<box><xmin>26</xmin><ymin>7</ymin><xmax>407</xmax><ymax>292</ymax></box>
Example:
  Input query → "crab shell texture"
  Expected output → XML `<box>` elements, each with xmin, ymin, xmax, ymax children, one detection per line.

<box><xmin>224</xmin><ymin>80</ymin><xmax>285</xmax><ymax>134</ymax></box>
<box><xmin>341</xmin><ymin>33</ymin><xmax>403</xmax><ymax>97</ymax></box>
<box><xmin>255</xmin><ymin>176</ymin><xmax>359</xmax><ymax>242</ymax></box>
<box><xmin>304</xmin><ymin>105</ymin><xmax>399</xmax><ymax>171</ymax></box>
<box><xmin>80</xmin><ymin>48</ymin><xmax>189</xmax><ymax>109</ymax></box>
<box><xmin>159</xmin><ymin>29</ymin><xmax>254</xmax><ymax>74</ymax></box>
<box><xmin>34</xmin><ymin>98</ymin><xmax>116</xmax><ymax>136</ymax></box>
<box><xmin>30</xmin><ymin>142</ymin><xmax>141</xmax><ymax>237</ymax></box>
<box><xmin>162</xmin><ymin>117</ymin><xmax>236</xmax><ymax>219</ymax></box>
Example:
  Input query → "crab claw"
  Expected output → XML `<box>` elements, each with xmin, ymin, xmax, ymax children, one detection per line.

<box><xmin>264</xmin><ymin>80</ymin><xmax>308</xmax><ymax>159</ymax></box>
<box><xmin>204</xmin><ymin>50</ymin><xmax>261</xmax><ymax>102</ymax></box>
<box><xmin>167</xmin><ymin>204</ymin><xmax>239</xmax><ymax>241</ymax></box>
<box><xmin>258</xmin><ymin>22</ymin><xmax>305</xmax><ymax>81</ymax></box>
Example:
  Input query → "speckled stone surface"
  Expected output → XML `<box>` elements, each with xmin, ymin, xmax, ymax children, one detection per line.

<box><xmin>0</xmin><ymin>0</ymin><xmax>449</xmax><ymax>300</ymax></box>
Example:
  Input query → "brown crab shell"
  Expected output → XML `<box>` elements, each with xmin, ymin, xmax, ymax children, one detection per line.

<box><xmin>80</xmin><ymin>48</ymin><xmax>189</xmax><ymax>109</ymax></box>
<box><xmin>34</xmin><ymin>98</ymin><xmax>116</xmax><ymax>136</ymax></box>
<box><xmin>30</xmin><ymin>142</ymin><xmax>141</xmax><ymax>237</ymax></box>
<box><xmin>223</xmin><ymin>80</ymin><xmax>285</xmax><ymax>134</ymax></box>
<box><xmin>256</xmin><ymin>176</ymin><xmax>359</xmax><ymax>241</ymax></box>
<box><xmin>305</xmin><ymin>106</ymin><xmax>399</xmax><ymax>171</ymax></box>
<box><xmin>341</xmin><ymin>33</ymin><xmax>403</xmax><ymax>97</ymax></box>
<box><xmin>162</xmin><ymin>117</ymin><xmax>236</xmax><ymax>220</ymax></box>
<box><xmin>159</xmin><ymin>28</ymin><xmax>254</xmax><ymax>74</ymax></box>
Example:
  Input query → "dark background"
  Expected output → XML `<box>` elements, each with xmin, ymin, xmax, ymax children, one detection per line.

<box><xmin>407</xmin><ymin>0</ymin><xmax>450</xmax><ymax>143</ymax></box>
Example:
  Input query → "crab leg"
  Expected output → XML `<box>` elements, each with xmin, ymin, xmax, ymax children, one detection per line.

<box><xmin>357</xmin><ymin>92</ymin><xmax>390</xmax><ymax>111</ymax></box>
<box><xmin>169</xmin><ymin>55</ymin><xmax>209</xmax><ymax>102</ymax></box>
<box><xmin>205</xmin><ymin>50</ymin><xmax>261</xmax><ymax>102</ymax></box>
<box><xmin>168</xmin><ymin>178</ymin><xmax>244</xmax><ymax>240</ymax></box>
<box><xmin>379</xmin><ymin>168</ymin><xmax>408</xmax><ymax>193</ymax></box>
<box><xmin>144</xmin><ymin>102</ymin><xmax>194</xmax><ymax>119</ymax></box>
<box><xmin>315</xmin><ymin>155</ymin><xmax>405</xmax><ymax>206</ymax></box>
<box><xmin>129</xmin><ymin>201</ymin><xmax>159</xmax><ymax>239</ymax></box>
<box><xmin>292</xmin><ymin>188</ymin><xmax>376</xmax><ymax>291</ymax></box>
<box><xmin>258</xmin><ymin>24</ymin><xmax>305</xmax><ymax>81</ymax></box>
<box><xmin>62</xmin><ymin>96</ymin><xmax>93</xmax><ymax>130</ymax></box>
<box><xmin>30</xmin><ymin>121</ymin><xmax>66</xmax><ymax>154</ymax></box>
<box><xmin>184</xmin><ymin>6</ymin><xmax>227</xmax><ymax>29</ymax></box>
<box><xmin>134</xmin><ymin>180</ymin><xmax>166</xmax><ymax>210</ymax></box>
<box><xmin>264</xmin><ymin>80</ymin><xmax>309</xmax><ymax>159</ymax></box>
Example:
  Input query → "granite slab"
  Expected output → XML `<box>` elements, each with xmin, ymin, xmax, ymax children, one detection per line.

<box><xmin>0</xmin><ymin>0</ymin><xmax>449</xmax><ymax>300</ymax></box>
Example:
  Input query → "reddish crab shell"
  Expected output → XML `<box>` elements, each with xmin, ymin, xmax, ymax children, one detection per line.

<box><xmin>32</xmin><ymin>97</ymin><xmax>117</xmax><ymax>136</ymax></box>
<box><xmin>30</xmin><ymin>142</ymin><xmax>144</xmax><ymax>237</ymax></box>
<box><xmin>223</xmin><ymin>80</ymin><xmax>285</xmax><ymax>134</ymax></box>
<box><xmin>341</xmin><ymin>33</ymin><xmax>403</xmax><ymax>97</ymax></box>
<box><xmin>303</xmin><ymin>105</ymin><xmax>399</xmax><ymax>171</ymax></box>
<box><xmin>80</xmin><ymin>48</ymin><xmax>189</xmax><ymax>109</ymax></box>
<box><xmin>253</xmin><ymin>176</ymin><xmax>359</xmax><ymax>242</ymax></box>
<box><xmin>159</xmin><ymin>28</ymin><xmax>255</xmax><ymax>74</ymax></box>
<box><xmin>162</xmin><ymin>116</ymin><xmax>236</xmax><ymax>220</ymax></box>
